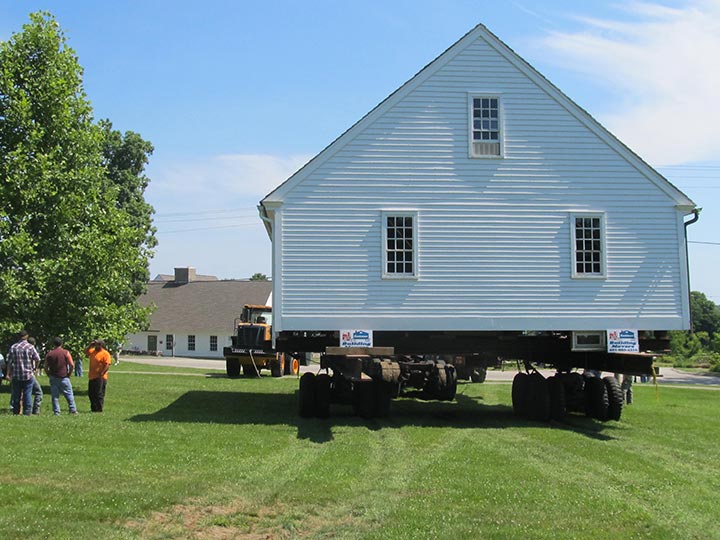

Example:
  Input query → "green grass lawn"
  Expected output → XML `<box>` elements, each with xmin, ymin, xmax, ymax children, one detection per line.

<box><xmin>1</xmin><ymin>367</ymin><xmax>719</xmax><ymax>540</ymax></box>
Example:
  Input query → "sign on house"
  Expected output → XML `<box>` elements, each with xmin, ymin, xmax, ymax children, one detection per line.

<box><xmin>340</xmin><ymin>330</ymin><xmax>373</xmax><ymax>348</ymax></box>
<box><xmin>607</xmin><ymin>329</ymin><xmax>640</xmax><ymax>353</ymax></box>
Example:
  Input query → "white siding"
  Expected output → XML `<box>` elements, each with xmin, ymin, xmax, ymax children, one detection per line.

<box><xmin>270</xmin><ymin>31</ymin><xmax>691</xmax><ymax>333</ymax></box>
<box><xmin>125</xmin><ymin>332</ymin><xmax>231</xmax><ymax>359</ymax></box>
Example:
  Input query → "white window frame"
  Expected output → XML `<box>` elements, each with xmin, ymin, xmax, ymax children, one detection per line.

<box><xmin>572</xmin><ymin>331</ymin><xmax>606</xmax><ymax>351</ymax></box>
<box><xmin>381</xmin><ymin>210</ymin><xmax>418</xmax><ymax>280</ymax></box>
<box><xmin>468</xmin><ymin>93</ymin><xmax>504</xmax><ymax>158</ymax></box>
<box><xmin>187</xmin><ymin>335</ymin><xmax>195</xmax><ymax>351</ymax></box>
<box><xmin>570</xmin><ymin>212</ymin><xmax>607</xmax><ymax>279</ymax></box>
<box><xmin>165</xmin><ymin>334</ymin><xmax>173</xmax><ymax>351</ymax></box>
<box><xmin>210</xmin><ymin>335</ymin><xmax>218</xmax><ymax>352</ymax></box>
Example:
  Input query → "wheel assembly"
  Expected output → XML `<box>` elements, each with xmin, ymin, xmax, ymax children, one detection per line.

<box><xmin>298</xmin><ymin>372</ymin><xmax>317</xmax><ymax>417</ymax></box>
<box><xmin>603</xmin><ymin>376</ymin><xmax>624</xmax><ymax>421</ymax></box>
<box><xmin>584</xmin><ymin>376</ymin><xmax>609</xmax><ymax>421</ymax></box>
<box><xmin>226</xmin><ymin>358</ymin><xmax>240</xmax><ymax>378</ymax></box>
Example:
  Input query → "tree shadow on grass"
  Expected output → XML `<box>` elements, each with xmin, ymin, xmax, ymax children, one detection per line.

<box><xmin>127</xmin><ymin>388</ymin><xmax>619</xmax><ymax>443</ymax></box>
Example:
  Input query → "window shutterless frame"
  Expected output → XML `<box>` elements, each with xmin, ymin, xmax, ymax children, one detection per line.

<box><xmin>381</xmin><ymin>210</ymin><xmax>418</xmax><ymax>279</ymax></box>
<box><xmin>468</xmin><ymin>93</ymin><xmax>504</xmax><ymax>158</ymax></box>
<box><xmin>570</xmin><ymin>212</ymin><xmax>607</xmax><ymax>279</ymax></box>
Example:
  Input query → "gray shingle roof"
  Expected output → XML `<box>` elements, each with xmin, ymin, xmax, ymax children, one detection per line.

<box><xmin>140</xmin><ymin>280</ymin><xmax>272</xmax><ymax>334</ymax></box>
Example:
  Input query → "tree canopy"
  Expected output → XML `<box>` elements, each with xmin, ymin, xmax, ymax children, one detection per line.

<box><xmin>0</xmin><ymin>12</ymin><xmax>155</xmax><ymax>354</ymax></box>
<box><xmin>249</xmin><ymin>273</ymin><xmax>269</xmax><ymax>281</ymax></box>
<box><xmin>690</xmin><ymin>291</ymin><xmax>720</xmax><ymax>334</ymax></box>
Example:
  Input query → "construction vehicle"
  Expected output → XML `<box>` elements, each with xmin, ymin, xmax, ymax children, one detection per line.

<box><xmin>223</xmin><ymin>304</ymin><xmax>300</xmax><ymax>378</ymax></box>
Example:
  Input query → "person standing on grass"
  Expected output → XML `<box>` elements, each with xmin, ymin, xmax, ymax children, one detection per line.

<box><xmin>44</xmin><ymin>337</ymin><xmax>78</xmax><ymax>415</ymax></box>
<box><xmin>7</xmin><ymin>329</ymin><xmax>40</xmax><ymax>415</ymax></box>
<box><xmin>85</xmin><ymin>339</ymin><xmax>112</xmax><ymax>412</ymax></box>
<box><xmin>27</xmin><ymin>337</ymin><xmax>44</xmax><ymax>415</ymax></box>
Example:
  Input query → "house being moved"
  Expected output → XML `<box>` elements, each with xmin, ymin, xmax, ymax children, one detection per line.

<box><xmin>257</xmin><ymin>24</ymin><xmax>698</xmax><ymax>420</ymax></box>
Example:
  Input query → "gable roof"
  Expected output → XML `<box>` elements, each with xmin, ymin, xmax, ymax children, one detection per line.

<box><xmin>140</xmin><ymin>280</ymin><xmax>272</xmax><ymax>334</ymax></box>
<box><xmin>260</xmin><ymin>23</ymin><xmax>695</xmax><ymax>213</ymax></box>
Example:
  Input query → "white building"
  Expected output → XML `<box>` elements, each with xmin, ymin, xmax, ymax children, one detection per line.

<box><xmin>259</xmin><ymin>24</ymin><xmax>697</xmax><ymax>339</ymax></box>
<box><xmin>125</xmin><ymin>268</ymin><xmax>272</xmax><ymax>358</ymax></box>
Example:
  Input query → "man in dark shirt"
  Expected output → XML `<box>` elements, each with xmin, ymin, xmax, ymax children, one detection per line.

<box><xmin>7</xmin><ymin>330</ymin><xmax>40</xmax><ymax>415</ymax></box>
<box><xmin>44</xmin><ymin>337</ymin><xmax>78</xmax><ymax>415</ymax></box>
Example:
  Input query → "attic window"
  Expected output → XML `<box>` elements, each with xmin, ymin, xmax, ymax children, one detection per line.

<box><xmin>572</xmin><ymin>213</ymin><xmax>606</xmax><ymax>278</ymax></box>
<box><xmin>382</xmin><ymin>211</ymin><xmax>417</xmax><ymax>279</ymax></box>
<box><xmin>470</xmin><ymin>95</ymin><xmax>502</xmax><ymax>157</ymax></box>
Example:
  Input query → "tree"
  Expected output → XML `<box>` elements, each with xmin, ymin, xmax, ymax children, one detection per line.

<box><xmin>0</xmin><ymin>12</ymin><xmax>154</xmax><ymax>354</ymax></box>
<box><xmin>690</xmin><ymin>291</ymin><xmax>720</xmax><ymax>334</ymax></box>
<box><xmin>250</xmin><ymin>273</ymin><xmax>269</xmax><ymax>281</ymax></box>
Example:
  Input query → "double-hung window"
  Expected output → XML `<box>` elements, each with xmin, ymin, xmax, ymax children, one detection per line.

<box><xmin>187</xmin><ymin>335</ymin><xmax>196</xmax><ymax>351</ymax></box>
<box><xmin>469</xmin><ymin>95</ymin><xmax>502</xmax><ymax>157</ymax></box>
<box><xmin>210</xmin><ymin>335</ymin><xmax>218</xmax><ymax>352</ymax></box>
<box><xmin>382</xmin><ymin>211</ymin><xmax>417</xmax><ymax>278</ymax></box>
<box><xmin>571</xmin><ymin>213</ymin><xmax>606</xmax><ymax>278</ymax></box>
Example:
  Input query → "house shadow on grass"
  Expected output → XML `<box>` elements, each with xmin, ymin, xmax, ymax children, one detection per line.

<box><xmin>127</xmin><ymin>388</ymin><xmax>619</xmax><ymax>444</ymax></box>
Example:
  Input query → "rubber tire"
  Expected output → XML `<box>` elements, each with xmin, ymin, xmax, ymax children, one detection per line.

<box><xmin>353</xmin><ymin>380</ymin><xmax>375</xmax><ymax>419</ymax></box>
<box><xmin>470</xmin><ymin>367</ymin><xmax>487</xmax><ymax>383</ymax></box>
<box><xmin>243</xmin><ymin>363</ymin><xmax>260</xmax><ymax>378</ymax></box>
<box><xmin>527</xmin><ymin>372</ymin><xmax>550</xmax><ymax>421</ymax></box>
<box><xmin>288</xmin><ymin>357</ymin><xmax>300</xmax><ymax>376</ymax></box>
<box><xmin>373</xmin><ymin>380</ymin><xmax>393</xmax><ymax>418</ymax></box>
<box><xmin>548</xmin><ymin>376</ymin><xmax>567</xmax><ymax>421</ymax></box>
<box><xmin>438</xmin><ymin>365</ymin><xmax>458</xmax><ymax>401</ymax></box>
<box><xmin>270</xmin><ymin>355</ymin><xmax>284</xmax><ymax>378</ymax></box>
<box><xmin>315</xmin><ymin>374</ymin><xmax>331</xmax><ymax>418</ymax></box>
<box><xmin>584</xmin><ymin>376</ymin><xmax>609</xmax><ymax>421</ymax></box>
<box><xmin>512</xmin><ymin>372</ymin><xmax>530</xmax><ymax>417</ymax></box>
<box><xmin>603</xmin><ymin>376</ymin><xmax>624</xmax><ymax>421</ymax></box>
<box><xmin>298</xmin><ymin>372</ymin><xmax>317</xmax><ymax>418</ymax></box>
<box><xmin>226</xmin><ymin>358</ymin><xmax>240</xmax><ymax>378</ymax></box>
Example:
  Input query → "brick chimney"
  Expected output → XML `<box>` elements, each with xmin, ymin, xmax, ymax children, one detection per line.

<box><xmin>174</xmin><ymin>267</ymin><xmax>197</xmax><ymax>283</ymax></box>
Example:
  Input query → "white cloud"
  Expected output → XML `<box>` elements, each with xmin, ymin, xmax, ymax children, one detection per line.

<box><xmin>151</xmin><ymin>153</ymin><xmax>313</xmax><ymax>199</ymax></box>
<box><xmin>540</xmin><ymin>1</ymin><xmax>720</xmax><ymax>166</ymax></box>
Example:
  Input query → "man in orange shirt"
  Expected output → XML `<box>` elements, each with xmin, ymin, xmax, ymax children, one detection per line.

<box><xmin>85</xmin><ymin>340</ymin><xmax>112</xmax><ymax>412</ymax></box>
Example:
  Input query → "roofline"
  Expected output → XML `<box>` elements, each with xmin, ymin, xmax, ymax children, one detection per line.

<box><xmin>260</xmin><ymin>23</ymin><xmax>695</xmax><ymax>210</ymax></box>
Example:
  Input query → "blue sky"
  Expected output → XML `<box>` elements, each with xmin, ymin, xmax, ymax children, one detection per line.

<box><xmin>1</xmin><ymin>1</ymin><xmax>719</xmax><ymax>300</ymax></box>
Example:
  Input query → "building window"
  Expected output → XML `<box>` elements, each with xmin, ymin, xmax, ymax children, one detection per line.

<box><xmin>188</xmin><ymin>335</ymin><xmax>195</xmax><ymax>351</ymax></box>
<box><xmin>469</xmin><ymin>95</ymin><xmax>501</xmax><ymax>157</ymax></box>
<box><xmin>210</xmin><ymin>335</ymin><xmax>218</xmax><ymax>352</ymax></box>
<box><xmin>166</xmin><ymin>335</ymin><xmax>173</xmax><ymax>351</ymax></box>
<box><xmin>382</xmin><ymin>211</ymin><xmax>417</xmax><ymax>278</ymax></box>
<box><xmin>572</xmin><ymin>331</ymin><xmax>606</xmax><ymax>351</ymax></box>
<box><xmin>572</xmin><ymin>214</ymin><xmax>606</xmax><ymax>278</ymax></box>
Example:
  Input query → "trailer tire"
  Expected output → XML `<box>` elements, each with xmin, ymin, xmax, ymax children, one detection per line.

<box><xmin>603</xmin><ymin>376</ymin><xmax>624</xmax><ymax>421</ymax></box>
<box><xmin>353</xmin><ymin>380</ymin><xmax>375</xmax><ymax>419</ymax></box>
<box><xmin>548</xmin><ymin>376</ymin><xmax>567</xmax><ymax>421</ymax></box>
<box><xmin>374</xmin><ymin>381</ymin><xmax>392</xmax><ymax>418</ymax></box>
<box><xmin>584</xmin><ymin>376</ymin><xmax>609</xmax><ymax>421</ymax></box>
<box><xmin>298</xmin><ymin>373</ymin><xmax>317</xmax><ymax>418</ymax></box>
<box><xmin>470</xmin><ymin>367</ymin><xmax>487</xmax><ymax>383</ymax></box>
<box><xmin>512</xmin><ymin>372</ymin><xmax>530</xmax><ymax>417</ymax></box>
<box><xmin>527</xmin><ymin>372</ymin><xmax>550</xmax><ymax>421</ymax></box>
<box><xmin>226</xmin><ymin>358</ymin><xmax>241</xmax><ymax>378</ymax></box>
<box><xmin>315</xmin><ymin>374</ymin><xmax>331</xmax><ymax>418</ymax></box>
<box><xmin>440</xmin><ymin>365</ymin><xmax>458</xmax><ymax>401</ymax></box>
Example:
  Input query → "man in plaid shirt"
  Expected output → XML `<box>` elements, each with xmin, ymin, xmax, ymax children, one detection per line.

<box><xmin>7</xmin><ymin>329</ymin><xmax>41</xmax><ymax>415</ymax></box>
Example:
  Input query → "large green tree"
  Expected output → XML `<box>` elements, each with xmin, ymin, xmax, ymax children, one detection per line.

<box><xmin>0</xmin><ymin>12</ymin><xmax>155</xmax><ymax>354</ymax></box>
<box><xmin>690</xmin><ymin>291</ymin><xmax>720</xmax><ymax>335</ymax></box>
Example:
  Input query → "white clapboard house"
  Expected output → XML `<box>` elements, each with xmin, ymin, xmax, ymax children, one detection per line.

<box><xmin>258</xmin><ymin>24</ymin><xmax>697</xmax><ymax>349</ymax></box>
<box><xmin>125</xmin><ymin>268</ymin><xmax>272</xmax><ymax>358</ymax></box>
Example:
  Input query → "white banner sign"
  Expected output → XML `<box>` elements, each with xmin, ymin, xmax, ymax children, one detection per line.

<box><xmin>607</xmin><ymin>329</ymin><xmax>639</xmax><ymax>353</ymax></box>
<box><xmin>340</xmin><ymin>330</ymin><xmax>373</xmax><ymax>348</ymax></box>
